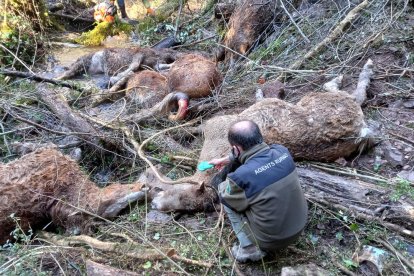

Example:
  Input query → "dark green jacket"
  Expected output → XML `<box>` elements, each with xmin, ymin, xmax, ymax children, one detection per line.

<box><xmin>219</xmin><ymin>143</ymin><xmax>308</xmax><ymax>249</ymax></box>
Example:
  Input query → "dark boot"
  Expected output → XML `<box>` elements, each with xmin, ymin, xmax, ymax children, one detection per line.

<box><xmin>231</xmin><ymin>244</ymin><xmax>266</xmax><ymax>262</ymax></box>
<box><xmin>118</xmin><ymin>5</ymin><xmax>128</xmax><ymax>18</ymax></box>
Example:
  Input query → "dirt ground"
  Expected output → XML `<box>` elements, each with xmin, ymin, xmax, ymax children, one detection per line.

<box><xmin>0</xmin><ymin>0</ymin><xmax>413</xmax><ymax>275</ymax></box>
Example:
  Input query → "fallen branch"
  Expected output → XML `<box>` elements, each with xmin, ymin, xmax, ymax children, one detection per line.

<box><xmin>3</xmin><ymin>106</ymin><xmax>100</xmax><ymax>137</ymax></box>
<box><xmin>390</xmin><ymin>132</ymin><xmax>414</xmax><ymax>146</ymax></box>
<box><xmin>280</xmin><ymin>0</ymin><xmax>310</xmax><ymax>43</ymax></box>
<box><xmin>41</xmin><ymin>232</ymin><xmax>212</xmax><ymax>268</ymax></box>
<box><xmin>79</xmin><ymin>111</ymin><xmax>200</xmax><ymax>184</ymax></box>
<box><xmin>310</xmin><ymin>197</ymin><xmax>414</xmax><ymax>238</ymax></box>
<box><xmin>309</xmin><ymin>163</ymin><xmax>387</xmax><ymax>183</ymax></box>
<box><xmin>147</xmin><ymin>156</ymin><xmax>194</xmax><ymax>171</ymax></box>
<box><xmin>172</xmin><ymin>35</ymin><xmax>216</xmax><ymax>49</ymax></box>
<box><xmin>0</xmin><ymin>69</ymin><xmax>88</xmax><ymax>92</ymax></box>
<box><xmin>33</xmin><ymin>196</ymin><xmax>188</xmax><ymax>274</ymax></box>
<box><xmin>124</xmin><ymin>93</ymin><xmax>177</xmax><ymax>123</ymax></box>
<box><xmin>377</xmin><ymin>239</ymin><xmax>414</xmax><ymax>272</ymax></box>
<box><xmin>50</xmin><ymin>12</ymin><xmax>95</xmax><ymax>23</ymax></box>
<box><xmin>123</xmin><ymin>120</ymin><xmax>202</xmax><ymax>185</ymax></box>
<box><xmin>35</xmin><ymin>83</ymin><xmax>108</xmax><ymax>146</ymax></box>
<box><xmin>277</xmin><ymin>0</ymin><xmax>369</xmax><ymax>80</ymax></box>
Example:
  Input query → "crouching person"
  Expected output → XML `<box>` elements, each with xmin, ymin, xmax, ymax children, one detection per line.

<box><xmin>209</xmin><ymin>120</ymin><xmax>308</xmax><ymax>262</ymax></box>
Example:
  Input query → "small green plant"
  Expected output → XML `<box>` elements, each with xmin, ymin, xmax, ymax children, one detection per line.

<box><xmin>343</xmin><ymin>258</ymin><xmax>358</xmax><ymax>269</ymax></box>
<box><xmin>3</xmin><ymin>214</ymin><xmax>33</xmax><ymax>246</ymax></box>
<box><xmin>390</xmin><ymin>177</ymin><xmax>414</xmax><ymax>201</ymax></box>
<box><xmin>335</xmin><ymin>231</ymin><xmax>343</xmax><ymax>242</ymax></box>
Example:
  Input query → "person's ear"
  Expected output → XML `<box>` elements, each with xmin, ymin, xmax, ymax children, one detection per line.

<box><xmin>232</xmin><ymin>146</ymin><xmax>240</xmax><ymax>158</ymax></box>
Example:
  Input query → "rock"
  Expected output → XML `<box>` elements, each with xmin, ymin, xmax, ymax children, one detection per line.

<box><xmin>146</xmin><ymin>210</ymin><xmax>172</xmax><ymax>223</ymax></box>
<box><xmin>281</xmin><ymin>263</ymin><xmax>329</xmax><ymax>276</ymax></box>
<box><xmin>334</xmin><ymin>157</ymin><xmax>347</xmax><ymax>166</ymax></box>
<box><xmin>69</xmin><ymin>147</ymin><xmax>82</xmax><ymax>162</ymax></box>
<box><xmin>383</xmin><ymin>141</ymin><xmax>405</xmax><ymax>167</ymax></box>
<box><xmin>402</xmin><ymin>100</ymin><xmax>414</xmax><ymax>109</ymax></box>
<box><xmin>94</xmin><ymin>169</ymin><xmax>112</xmax><ymax>185</ymax></box>
<box><xmin>388</xmin><ymin>99</ymin><xmax>403</xmax><ymax>108</ymax></box>
<box><xmin>86</xmin><ymin>260</ymin><xmax>139</xmax><ymax>276</ymax></box>
<box><xmin>11</xmin><ymin>142</ymin><xmax>57</xmax><ymax>155</ymax></box>
<box><xmin>398</xmin><ymin>170</ymin><xmax>414</xmax><ymax>183</ymax></box>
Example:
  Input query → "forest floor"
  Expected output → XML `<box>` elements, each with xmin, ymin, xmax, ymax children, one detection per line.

<box><xmin>0</xmin><ymin>0</ymin><xmax>413</xmax><ymax>275</ymax></box>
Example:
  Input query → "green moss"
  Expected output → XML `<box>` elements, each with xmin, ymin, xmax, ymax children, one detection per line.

<box><xmin>75</xmin><ymin>19</ymin><xmax>133</xmax><ymax>46</ymax></box>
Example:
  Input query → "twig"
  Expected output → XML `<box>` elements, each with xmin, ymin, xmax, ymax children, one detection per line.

<box><xmin>331</xmin><ymin>258</ymin><xmax>357</xmax><ymax>276</ymax></box>
<box><xmin>172</xmin><ymin>255</ymin><xmax>212</xmax><ymax>268</ymax></box>
<box><xmin>49</xmin><ymin>253</ymin><xmax>66</xmax><ymax>276</ymax></box>
<box><xmin>214</xmin><ymin>204</ymin><xmax>224</xmax><ymax>230</ymax></box>
<box><xmin>280</xmin><ymin>0</ymin><xmax>310</xmax><ymax>43</ymax></box>
<box><xmin>390</xmin><ymin>132</ymin><xmax>414</xmax><ymax>146</ymax></box>
<box><xmin>377</xmin><ymin>239</ymin><xmax>414</xmax><ymax>272</ymax></box>
<box><xmin>0</xmin><ymin>122</ymin><xmax>11</xmax><ymax>155</ymax></box>
<box><xmin>221</xmin><ymin>240</ymin><xmax>245</xmax><ymax>276</ymax></box>
<box><xmin>309</xmin><ymin>164</ymin><xmax>387</xmax><ymax>183</ymax></box>
<box><xmin>4</xmin><ymin>108</ymin><xmax>102</xmax><ymax>137</ymax></box>
<box><xmin>0</xmin><ymin>126</ymin><xmax>33</xmax><ymax>136</ymax></box>
<box><xmin>311</xmin><ymin>197</ymin><xmax>414</xmax><ymax>238</ymax></box>
<box><xmin>147</xmin><ymin>155</ymin><xmax>193</xmax><ymax>171</ymax></box>
<box><xmin>84</xmin><ymin>112</ymin><xmax>200</xmax><ymax>184</ymax></box>
<box><xmin>50</xmin><ymin>12</ymin><xmax>95</xmax><ymax>23</ymax></box>
<box><xmin>0</xmin><ymin>69</ymin><xmax>87</xmax><ymax>92</ymax></box>
<box><xmin>277</xmin><ymin>0</ymin><xmax>369</xmax><ymax>80</ymax></box>
<box><xmin>170</xmin><ymin>155</ymin><xmax>198</xmax><ymax>163</ymax></box>
<box><xmin>0</xmin><ymin>44</ymin><xmax>34</xmax><ymax>73</ymax></box>
<box><xmin>124</xmin><ymin>120</ymin><xmax>202</xmax><ymax>185</ymax></box>
<box><xmin>172</xmin><ymin>35</ymin><xmax>216</xmax><ymax>49</ymax></box>
<box><xmin>40</xmin><ymin>232</ymin><xmax>176</xmax><ymax>260</ymax></box>
<box><xmin>174</xmin><ymin>0</ymin><xmax>184</xmax><ymax>38</ymax></box>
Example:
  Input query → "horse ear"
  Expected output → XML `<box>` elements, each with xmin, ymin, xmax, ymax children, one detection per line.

<box><xmin>196</xmin><ymin>183</ymin><xmax>205</xmax><ymax>194</ymax></box>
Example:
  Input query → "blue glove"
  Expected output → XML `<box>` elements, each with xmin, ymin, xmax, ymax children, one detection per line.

<box><xmin>197</xmin><ymin>161</ymin><xmax>214</xmax><ymax>171</ymax></box>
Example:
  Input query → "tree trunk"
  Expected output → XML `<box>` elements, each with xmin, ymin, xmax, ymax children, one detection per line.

<box><xmin>298</xmin><ymin>167</ymin><xmax>414</xmax><ymax>235</ymax></box>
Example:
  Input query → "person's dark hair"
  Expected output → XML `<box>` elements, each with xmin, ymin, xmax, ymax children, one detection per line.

<box><xmin>228</xmin><ymin>120</ymin><xmax>264</xmax><ymax>150</ymax></box>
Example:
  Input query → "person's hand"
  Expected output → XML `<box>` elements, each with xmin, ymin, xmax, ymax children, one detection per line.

<box><xmin>208</xmin><ymin>156</ymin><xmax>230</xmax><ymax>171</ymax></box>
